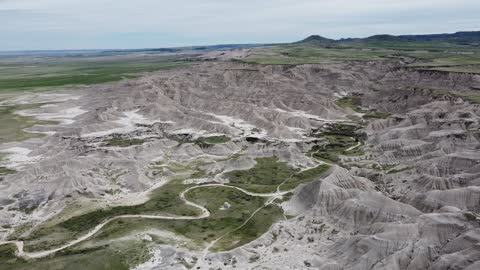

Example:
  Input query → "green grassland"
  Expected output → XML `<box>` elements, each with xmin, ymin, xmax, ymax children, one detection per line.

<box><xmin>83</xmin><ymin>186</ymin><xmax>283</xmax><ymax>252</ymax></box>
<box><xmin>225</xmin><ymin>157</ymin><xmax>297</xmax><ymax>193</ymax></box>
<box><xmin>240</xmin><ymin>43</ymin><xmax>480</xmax><ymax>74</ymax></box>
<box><xmin>0</xmin><ymin>55</ymin><xmax>193</xmax><ymax>92</ymax></box>
<box><xmin>213</xmin><ymin>204</ymin><xmax>283</xmax><ymax>251</ymax></box>
<box><xmin>240</xmin><ymin>45</ymin><xmax>388</xmax><ymax>65</ymax></box>
<box><xmin>281</xmin><ymin>164</ymin><xmax>330</xmax><ymax>191</ymax></box>
<box><xmin>225</xmin><ymin>156</ymin><xmax>330</xmax><ymax>193</ymax></box>
<box><xmin>334</xmin><ymin>39</ymin><xmax>480</xmax><ymax>53</ymax></box>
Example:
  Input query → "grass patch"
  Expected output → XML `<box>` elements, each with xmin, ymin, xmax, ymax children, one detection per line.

<box><xmin>194</xmin><ymin>135</ymin><xmax>231</xmax><ymax>148</ymax></box>
<box><xmin>0</xmin><ymin>166</ymin><xmax>16</xmax><ymax>176</ymax></box>
<box><xmin>0</xmin><ymin>104</ymin><xmax>58</xmax><ymax>144</ymax></box>
<box><xmin>281</xmin><ymin>164</ymin><xmax>330</xmax><ymax>191</ymax></box>
<box><xmin>104</xmin><ymin>136</ymin><xmax>145</xmax><ymax>147</ymax></box>
<box><xmin>85</xmin><ymin>186</ymin><xmax>282</xmax><ymax>251</ymax></box>
<box><xmin>309</xmin><ymin>136</ymin><xmax>363</xmax><ymax>163</ymax></box>
<box><xmin>0</xmin><ymin>243</ymin><xmax>26</xmax><ymax>267</ymax></box>
<box><xmin>225</xmin><ymin>157</ymin><xmax>329</xmax><ymax>192</ymax></box>
<box><xmin>308</xmin><ymin>123</ymin><xmax>365</xmax><ymax>163</ymax></box>
<box><xmin>322</xmin><ymin>123</ymin><xmax>361</xmax><ymax>137</ymax></box>
<box><xmin>212</xmin><ymin>204</ymin><xmax>283</xmax><ymax>251</ymax></box>
<box><xmin>456</xmin><ymin>92</ymin><xmax>480</xmax><ymax>104</ymax></box>
<box><xmin>336</xmin><ymin>96</ymin><xmax>365</xmax><ymax>113</ymax></box>
<box><xmin>386</xmin><ymin>166</ymin><xmax>413</xmax><ymax>174</ymax></box>
<box><xmin>59</xmin><ymin>181</ymin><xmax>199</xmax><ymax>232</ymax></box>
<box><xmin>201</xmin><ymin>135</ymin><xmax>231</xmax><ymax>144</ymax></box>
<box><xmin>225</xmin><ymin>157</ymin><xmax>298</xmax><ymax>193</ymax></box>
<box><xmin>0</xmin><ymin>240</ymin><xmax>150</xmax><ymax>270</ymax></box>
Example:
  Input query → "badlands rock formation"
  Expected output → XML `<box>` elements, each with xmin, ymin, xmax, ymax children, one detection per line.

<box><xmin>1</xmin><ymin>57</ymin><xmax>480</xmax><ymax>269</ymax></box>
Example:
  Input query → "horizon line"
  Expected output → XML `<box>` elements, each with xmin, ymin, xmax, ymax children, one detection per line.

<box><xmin>1</xmin><ymin>29</ymin><xmax>478</xmax><ymax>54</ymax></box>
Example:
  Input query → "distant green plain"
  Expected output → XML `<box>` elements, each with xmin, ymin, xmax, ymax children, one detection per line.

<box><xmin>240</xmin><ymin>43</ymin><xmax>480</xmax><ymax>74</ymax></box>
<box><xmin>0</xmin><ymin>56</ymin><xmax>193</xmax><ymax>92</ymax></box>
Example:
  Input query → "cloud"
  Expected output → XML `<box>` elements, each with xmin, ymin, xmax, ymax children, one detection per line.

<box><xmin>1</xmin><ymin>0</ymin><xmax>479</xmax><ymax>50</ymax></box>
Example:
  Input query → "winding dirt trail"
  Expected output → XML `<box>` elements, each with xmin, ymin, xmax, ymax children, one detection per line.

<box><xmin>0</xmin><ymin>184</ymin><xmax>289</xmax><ymax>260</ymax></box>
<box><xmin>346</xmin><ymin>141</ymin><xmax>362</xmax><ymax>152</ymax></box>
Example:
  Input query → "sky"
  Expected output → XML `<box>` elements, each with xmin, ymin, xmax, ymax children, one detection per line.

<box><xmin>1</xmin><ymin>0</ymin><xmax>480</xmax><ymax>51</ymax></box>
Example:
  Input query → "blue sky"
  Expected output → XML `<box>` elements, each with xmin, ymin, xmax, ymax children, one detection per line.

<box><xmin>1</xmin><ymin>0</ymin><xmax>480</xmax><ymax>51</ymax></box>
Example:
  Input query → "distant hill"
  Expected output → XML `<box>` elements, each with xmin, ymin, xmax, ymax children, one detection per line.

<box><xmin>397</xmin><ymin>31</ymin><xmax>480</xmax><ymax>44</ymax></box>
<box><xmin>297</xmin><ymin>31</ymin><xmax>480</xmax><ymax>46</ymax></box>
<box><xmin>297</xmin><ymin>35</ymin><xmax>335</xmax><ymax>45</ymax></box>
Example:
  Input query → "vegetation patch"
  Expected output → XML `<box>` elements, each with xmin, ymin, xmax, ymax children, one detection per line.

<box><xmin>386</xmin><ymin>166</ymin><xmax>413</xmax><ymax>174</ymax></box>
<box><xmin>246</xmin><ymin>137</ymin><xmax>269</xmax><ymax>144</ymax></box>
<box><xmin>212</xmin><ymin>204</ymin><xmax>283</xmax><ymax>251</ymax></box>
<box><xmin>0</xmin><ymin>243</ymin><xmax>25</xmax><ymax>267</ymax></box>
<box><xmin>21</xmin><ymin>159</ymin><xmax>212</xmax><ymax>252</ymax></box>
<box><xmin>85</xmin><ymin>186</ymin><xmax>283</xmax><ymax>251</ymax></box>
<box><xmin>22</xmin><ymin>179</ymin><xmax>201</xmax><ymax>252</ymax></box>
<box><xmin>308</xmin><ymin>123</ymin><xmax>365</xmax><ymax>163</ymax></box>
<box><xmin>0</xmin><ymin>58</ymin><xmax>192</xmax><ymax>92</ymax></box>
<box><xmin>59</xmin><ymin>181</ymin><xmax>199</xmax><ymax>232</ymax></box>
<box><xmin>224</xmin><ymin>157</ymin><xmax>329</xmax><ymax>192</ymax></box>
<box><xmin>225</xmin><ymin>157</ymin><xmax>298</xmax><ymax>193</ymax></box>
<box><xmin>363</xmin><ymin>111</ymin><xmax>391</xmax><ymax>119</ymax></box>
<box><xmin>281</xmin><ymin>164</ymin><xmax>330</xmax><ymax>191</ymax></box>
<box><xmin>308</xmin><ymin>136</ymin><xmax>363</xmax><ymax>163</ymax></box>
<box><xmin>0</xmin><ymin>240</ymin><xmax>151</xmax><ymax>270</ymax></box>
<box><xmin>322</xmin><ymin>123</ymin><xmax>362</xmax><ymax>137</ymax></box>
<box><xmin>104</xmin><ymin>136</ymin><xmax>145</xmax><ymax>147</ymax></box>
<box><xmin>0</xmin><ymin>104</ymin><xmax>58</xmax><ymax>144</ymax></box>
<box><xmin>0</xmin><ymin>166</ymin><xmax>16</xmax><ymax>176</ymax></box>
<box><xmin>409</xmin><ymin>86</ymin><xmax>480</xmax><ymax>105</ymax></box>
<box><xmin>336</xmin><ymin>96</ymin><xmax>365</xmax><ymax>113</ymax></box>
<box><xmin>241</xmin><ymin>43</ymin><xmax>480</xmax><ymax>74</ymax></box>
<box><xmin>194</xmin><ymin>135</ymin><xmax>231</xmax><ymax>148</ymax></box>
<box><xmin>239</xmin><ymin>45</ymin><xmax>388</xmax><ymax>65</ymax></box>
<box><xmin>455</xmin><ymin>92</ymin><xmax>480</xmax><ymax>104</ymax></box>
